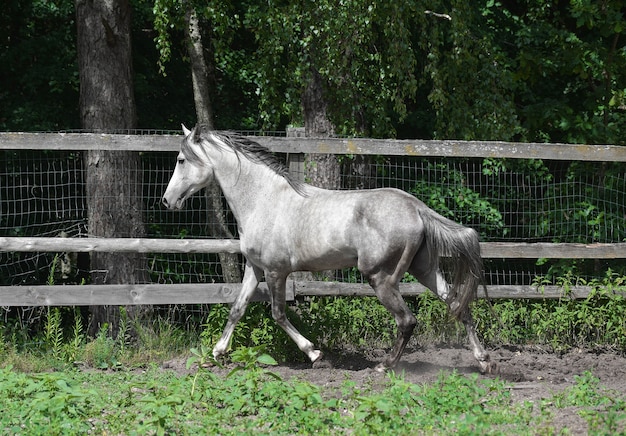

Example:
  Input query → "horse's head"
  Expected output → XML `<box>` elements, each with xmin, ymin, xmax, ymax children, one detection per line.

<box><xmin>162</xmin><ymin>124</ymin><xmax>215</xmax><ymax>210</ymax></box>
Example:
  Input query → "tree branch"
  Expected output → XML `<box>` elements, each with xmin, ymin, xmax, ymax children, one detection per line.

<box><xmin>424</xmin><ymin>10</ymin><xmax>452</xmax><ymax>21</ymax></box>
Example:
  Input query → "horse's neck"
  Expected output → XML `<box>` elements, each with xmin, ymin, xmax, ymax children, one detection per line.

<box><xmin>214</xmin><ymin>155</ymin><xmax>296</xmax><ymax>226</ymax></box>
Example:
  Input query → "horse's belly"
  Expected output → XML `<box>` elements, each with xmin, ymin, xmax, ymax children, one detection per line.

<box><xmin>292</xmin><ymin>245</ymin><xmax>358</xmax><ymax>272</ymax></box>
<box><xmin>240</xmin><ymin>231</ymin><xmax>357</xmax><ymax>272</ymax></box>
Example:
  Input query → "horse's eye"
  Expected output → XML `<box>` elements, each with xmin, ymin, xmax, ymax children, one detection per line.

<box><xmin>177</xmin><ymin>158</ymin><xmax>185</xmax><ymax>165</ymax></box>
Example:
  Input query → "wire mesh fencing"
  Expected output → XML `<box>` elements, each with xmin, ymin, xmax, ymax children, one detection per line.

<box><xmin>2</xmin><ymin>141</ymin><xmax>626</xmax><ymax>290</ymax></box>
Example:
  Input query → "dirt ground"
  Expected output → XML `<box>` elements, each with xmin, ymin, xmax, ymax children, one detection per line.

<box><xmin>165</xmin><ymin>344</ymin><xmax>626</xmax><ymax>433</ymax></box>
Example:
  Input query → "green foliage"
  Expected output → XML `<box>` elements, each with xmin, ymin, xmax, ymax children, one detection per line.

<box><xmin>421</xmin><ymin>1</ymin><xmax>522</xmax><ymax>141</ymax></box>
<box><xmin>2</xmin><ymin>1</ymin><xmax>625</xmax><ymax>141</ymax></box>
<box><xmin>151</xmin><ymin>0</ymin><xmax>182</xmax><ymax>75</ymax></box>
<box><xmin>188</xmin><ymin>272</ymin><xmax>626</xmax><ymax>363</ymax></box>
<box><xmin>548</xmin><ymin>371</ymin><xmax>626</xmax><ymax>433</ymax></box>
<box><xmin>199</xmin><ymin>302</ymin><xmax>302</xmax><ymax>362</ymax></box>
<box><xmin>186</xmin><ymin>343</ymin><xmax>215</xmax><ymax>396</ymax></box>
<box><xmin>297</xmin><ymin>296</ymin><xmax>395</xmax><ymax>351</ymax></box>
<box><xmin>3</xmin><ymin>359</ymin><xmax>625</xmax><ymax>434</ymax></box>
<box><xmin>43</xmin><ymin>308</ymin><xmax>64</xmax><ymax>361</ymax></box>
<box><xmin>472</xmin><ymin>275</ymin><xmax>626</xmax><ymax>352</ymax></box>
<box><xmin>220</xmin><ymin>346</ymin><xmax>284</xmax><ymax>416</ymax></box>
<box><xmin>181</xmin><ymin>346</ymin><xmax>534</xmax><ymax>434</ymax></box>
<box><xmin>65</xmin><ymin>309</ymin><xmax>85</xmax><ymax>364</ymax></box>
<box><xmin>539</xmin><ymin>162</ymin><xmax>626</xmax><ymax>246</ymax></box>
<box><xmin>552</xmin><ymin>371</ymin><xmax>605</xmax><ymax>408</ymax></box>
<box><xmin>135</xmin><ymin>373</ymin><xmax>188</xmax><ymax>436</ymax></box>
<box><xmin>0</xmin><ymin>366</ymin><xmax>99</xmax><ymax>434</ymax></box>
<box><xmin>116</xmin><ymin>307</ymin><xmax>131</xmax><ymax>355</ymax></box>
<box><xmin>485</xmin><ymin>0</ymin><xmax>626</xmax><ymax>144</ymax></box>
<box><xmin>410</xmin><ymin>372</ymin><xmax>523</xmax><ymax>432</ymax></box>
<box><xmin>4</xmin><ymin>295</ymin><xmax>626</xmax><ymax>433</ymax></box>
<box><xmin>152</xmin><ymin>0</ymin><xmax>239</xmax><ymax>75</ymax></box>
<box><xmin>197</xmin><ymin>296</ymin><xmax>396</xmax><ymax>361</ymax></box>
<box><xmin>4</xmin><ymin>276</ymin><xmax>626</xmax><ymax>376</ymax></box>
<box><xmin>41</xmin><ymin>307</ymin><xmax>86</xmax><ymax>367</ymax></box>
<box><xmin>245</xmin><ymin>0</ymin><xmax>420</xmax><ymax>135</ymax></box>
<box><xmin>83</xmin><ymin>324</ymin><xmax>120</xmax><ymax>370</ymax></box>
<box><xmin>148</xmin><ymin>0</ymin><xmax>258</xmax><ymax>129</ymax></box>
<box><xmin>411</xmin><ymin>161</ymin><xmax>507</xmax><ymax>238</ymax></box>
<box><xmin>0</xmin><ymin>0</ymin><xmax>79</xmax><ymax>131</ymax></box>
<box><xmin>47</xmin><ymin>254</ymin><xmax>58</xmax><ymax>286</ymax></box>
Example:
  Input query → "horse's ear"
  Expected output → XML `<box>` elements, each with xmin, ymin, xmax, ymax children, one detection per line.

<box><xmin>182</xmin><ymin>124</ymin><xmax>192</xmax><ymax>137</ymax></box>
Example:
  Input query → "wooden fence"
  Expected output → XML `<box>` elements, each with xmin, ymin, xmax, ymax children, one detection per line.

<box><xmin>2</xmin><ymin>132</ymin><xmax>626</xmax><ymax>306</ymax></box>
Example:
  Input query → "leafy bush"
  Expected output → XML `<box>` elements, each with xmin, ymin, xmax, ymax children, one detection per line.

<box><xmin>411</xmin><ymin>161</ymin><xmax>506</xmax><ymax>239</ymax></box>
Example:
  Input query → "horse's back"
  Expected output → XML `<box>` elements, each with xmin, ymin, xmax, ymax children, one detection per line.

<box><xmin>241</xmin><ymin>185</ymin><xmax>429</xmax><ymax>272</ymax></box>
<box><xmin>288</xmin><ymin>187</ymin><xmax>426</xmax><ymax>269</ymax></box>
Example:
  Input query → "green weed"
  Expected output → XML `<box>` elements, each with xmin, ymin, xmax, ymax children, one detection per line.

<box><xmin>65</xmin><ymin>308</ymin><xmax>85</xmax><ymax>364</ymax></box>
<box><xmin>44</xmin><ymin>307</ymin><xmax>64</xmax><ymax>361</ymax></box>
<box><xmin>1</xmin><ymin>350</ymin><xmax>625</xmax><ymax>435</ymax></box>
<box><xmin>200</xmin><ymin>302</ymin><xmax>301</xmax><ymax>362</ymax></box>
<box><xmin>82</xmin><ymin>324</ymin><xmax>120</xmax><ymax>369</ymax></box>
<box><xmin>551</xmin><ymin>371</ymin><xmax>626</xmax><ymax>434</ymax></box>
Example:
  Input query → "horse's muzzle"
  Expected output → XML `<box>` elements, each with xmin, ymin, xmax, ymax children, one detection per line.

<box><xmin>162</xmin><ymin>196</ymin><xmax>175</xmax><ymax>209</ymax></box>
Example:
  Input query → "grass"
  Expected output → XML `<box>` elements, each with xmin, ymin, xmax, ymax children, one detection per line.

<box><xmin>1</xmin><ymin>351</ymin><xmax>625</xmax><ymax>435</ymax></box>
<box><xmin>2</xmin><ymin>274</ymin><xmax>626</xmax><ymax>434</ymax></box>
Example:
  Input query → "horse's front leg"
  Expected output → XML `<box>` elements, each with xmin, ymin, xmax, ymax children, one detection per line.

<box><xmin>213</xmin><ymin>261</ymin><xmax>262</xmax><ymax>359</ymax></box>
<box><xmin>266</xmin><ymin>271</ymin><xmax>322</xmax><ymax>363</ymax></box>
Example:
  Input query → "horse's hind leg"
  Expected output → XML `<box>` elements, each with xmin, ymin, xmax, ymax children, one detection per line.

<box><xmin>411</xmin><ymin>262</ymin><xmax>494</xmax><ymax>373</ymax></box>
<box><xmin>459</xmin><ymin>307</ymin><xmax>496</xmax><ymax>373</ymax></box>
<box><xmin>266</xmin><ymin>271</ymin><xmax>322</xmax><ymax>363</ymax></box>
<box><xmin>213</xmin><ymin>261</ymin><xmax>262</xmax><ymax>359</ymax></box>
<box><xmin>368</xmin><ymin>274</ymin><xmax>417</xmax><ymax>372</ymax></box>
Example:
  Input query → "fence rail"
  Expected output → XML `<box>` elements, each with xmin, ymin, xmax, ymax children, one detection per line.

<box><xmin>0</xmin><ymin>237</ymin><xmax>241</xmax><ymax>254</ymax></box>
<box><xmin>2</xmin><ymin>237</ymin><xmax>626</xmax><ymax>259</ymax></box>
<box><xmin>0</xmin><ymin>281</ymin><xmax>603</xmax><ymax>307</ymax></box>
<box><xmin>2</xmin><ymin>132</ymin><xmax>626</xmax><ymax>161</ymax></box>
<box><xmin>2</xmin><ymin>132</ymin><xmax>625</xmax><ymax>306</ymax></box>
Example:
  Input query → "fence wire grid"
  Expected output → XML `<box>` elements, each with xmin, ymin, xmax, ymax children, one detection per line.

<box><xmin>2</xmin><ymin>141</ymin><xmax>626</xmax><ymax>289</ymax></box>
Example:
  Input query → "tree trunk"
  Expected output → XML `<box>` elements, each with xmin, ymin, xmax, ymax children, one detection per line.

<box><xmin>75</xmin><ymin>0</ymin><xmax>148</xmax><ymax>336</ymax></box>
<box><xmin>303</xmin><ymin>68</ymin><xmax>341</xmax><ymax>189</ymax></box>
<box><xmin>343</xmin><ymin>155</ymin><xmax>377</xmax><ymax>190</ymax></box>
<box><xmin>184</xmin><ymin>4</ymin><xmax>241</xmax><ymax>284</ymax></box>
<box><xmin>302</xmin><ymin>68</ymin><xmax>340</xmax><ymax>281</ymax></box>
<box><xmin>184</xmin><ymin>5</ymin><xmax>214</xmax><ymax>129</ymax></box>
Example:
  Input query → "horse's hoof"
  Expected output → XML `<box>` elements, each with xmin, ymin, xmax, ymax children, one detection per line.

<box><xmin>212</xmin><ymin>345</ymin><xmax>227</xmax><ymax>360</ymax></box>
<box><xmin>479</xmin><ymin>360</ymin><xmax>498</xmax><ymax>375</ymax></box>
<box><xmin>312</xmin><ymin>357</ymin><xmax>333</xmax><ymax>370</ymax></box>
<box><xmin>374</xmin><ymin>362</ymin><xmax>388</xmax><ymax>373</ymax></box>
<box><xmin>310</xmin><ymin>349</ymin><xmax>323</xmax><ymax>363</ymax></box>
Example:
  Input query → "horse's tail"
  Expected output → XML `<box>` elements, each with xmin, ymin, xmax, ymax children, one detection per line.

<box><xmin>419</xmin><ymin>206</ymin><xmax>484</xmax><ymax>320</ymax></box>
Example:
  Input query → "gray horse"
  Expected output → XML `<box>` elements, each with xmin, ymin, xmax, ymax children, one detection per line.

<box><xmin>163</xmin><ymin>124</ymin><xmax>494</xmax><ymax>373</ymax></box>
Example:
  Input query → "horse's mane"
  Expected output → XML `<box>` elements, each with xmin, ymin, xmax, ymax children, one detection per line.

<box><xmin>191</xmin><ymin>124</ymin><xmax>309</xmax><ymax>197</ymax></box>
